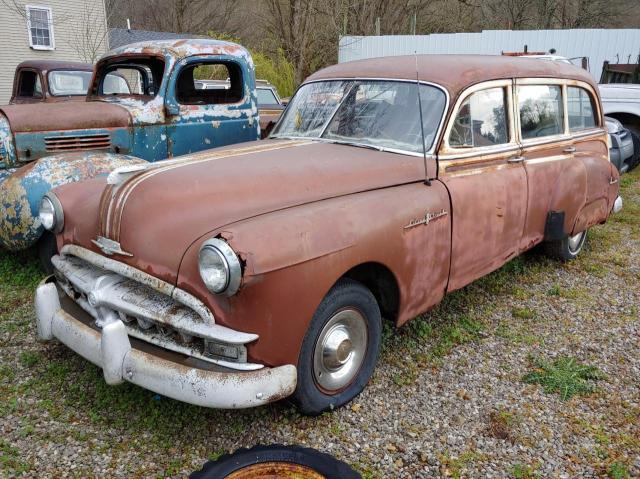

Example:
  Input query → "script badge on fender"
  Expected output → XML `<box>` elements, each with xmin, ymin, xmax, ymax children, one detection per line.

<box><xmin>404</xmin><ymin>209</ymin><xmax>448</xmax><ymax>229</ymax></box>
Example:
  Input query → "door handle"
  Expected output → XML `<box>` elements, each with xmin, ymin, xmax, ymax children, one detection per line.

<box><xmin>507</xmin><ymin>156</ymin><xmax>525</xmax><ymax>163</ymax></box>
<box><xmin>563</xmin><ymin>146</ymin><xmax>576</xmax><ymax>153</ymax></box>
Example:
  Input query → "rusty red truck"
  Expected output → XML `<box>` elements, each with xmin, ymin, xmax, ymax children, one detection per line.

<box><xmin>35</xmin><ymin>55</ymin><xmax>621</xmax><ymax>414</ymax></box>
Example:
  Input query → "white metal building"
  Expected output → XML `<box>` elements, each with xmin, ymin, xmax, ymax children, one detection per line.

<box><xmin>339</xmin><ymin>29</ymin><xmax>640</xmax><ymax>82</ymax></box>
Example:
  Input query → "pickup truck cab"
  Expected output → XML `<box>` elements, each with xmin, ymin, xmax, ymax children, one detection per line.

<box><xmin>9</xmin><ymin>60</ymin><xmax>120</xmax><ymax>104</ymax></box>
<box><xmin>0</xmin><ymin>39</ymin><xmax>259</xmax><ymax>251</ymax></box>
<box><xmin>35</xmin><ymin>55</ymin><xmax>621</xmax><ymax>414</ymax></box>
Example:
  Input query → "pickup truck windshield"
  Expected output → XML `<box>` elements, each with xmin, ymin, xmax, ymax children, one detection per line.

<box><xmin>272</xmin><ymin>80</ymin><xmax>446</xmax><ymax>153</ymax></box>
<box><xmin>48</xmin><ymin>71</ymin><xmax>130</xmax><ymax>96</ymax></box>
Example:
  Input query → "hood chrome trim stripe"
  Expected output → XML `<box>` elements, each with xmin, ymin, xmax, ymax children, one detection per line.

<box><xmin>102</xmin><ymin>140</ymin><xmax>311</xmax><ymax>240</ymax></box>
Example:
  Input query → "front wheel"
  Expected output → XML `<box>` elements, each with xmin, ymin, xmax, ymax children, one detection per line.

<box><xmin>545</xmin><ymin>230</ymin><xmax>587</xmax><ymax>261</ymax></box>
<box><xmin>292</xmin><ymin>278</ymin><xmax>382</xmax><ymax>415</ymax></box>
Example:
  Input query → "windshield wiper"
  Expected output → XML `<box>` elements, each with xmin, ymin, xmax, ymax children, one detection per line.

<box><xmin>325</xmin><ymin>139</ymin><xmax>385</xmax><ymax>152</ymax></box>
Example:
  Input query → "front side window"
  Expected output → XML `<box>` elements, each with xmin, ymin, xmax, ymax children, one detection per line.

<box><xmin>567</xmin><ymin>86</ymin><xmax>597</xmax><ymax>131</ymax></box>
<box><xmin>176</xmin><ymin>62</ymin><xmax>243</xmax><ymax>104</ymax></box>
<box><xmin>26</xmin><ymin>6</ymin><xmax>54</xmax><ymax>50</ymax></box>
<box><xmin>17</xmin><ymin>70</ymin><xmax>42</xmax><ymax>98</ymax></box>
<box><xmin>272</xmin><ymin>80</ymin><xmax>446</xmax><ymax>153</ymax></box>
<box><xmin>449</xmin><ymin>87</ymin><xmax>509</xmax><ymax>148</ymax></box>
<box><xmin>518</xmin><ymin>85</ymin><xmax>564</xmax><ymax>140</ymax></box>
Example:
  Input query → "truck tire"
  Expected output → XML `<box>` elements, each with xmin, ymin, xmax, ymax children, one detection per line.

<box><xmin>37</xmin><ymin>231</ymin><xmax>57</xmax><ymax>274</ymax></box>
<box><xmin>626</xmin><ymin>127</ymin><xmax>640</xmax><ymax>171</ymax></box>
<box><xmin>292</xmin><ymin>278</ymin><xmax>381</xmax><ymax>416</ymax></box>
<box><xmin>190</xmin><ymin>445</ymin><xmax>361</xmax><ymax>479</ymax></box>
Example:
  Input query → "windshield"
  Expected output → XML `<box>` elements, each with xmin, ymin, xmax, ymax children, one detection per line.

<box><xmin>48</xmin><ymin>70</ymin><xmax>130</xmax><ymax>96</ymax></box>
<box><xmin>272</xmin><ymin>80</ymin><xmax>446</xmax><ymax>153</ymax></box>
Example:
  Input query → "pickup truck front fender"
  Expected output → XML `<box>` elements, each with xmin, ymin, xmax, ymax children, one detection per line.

<box><xmin>0</xmin><ymin>152</ymin><xmax>145</xmax><ymax>250</ymax></box>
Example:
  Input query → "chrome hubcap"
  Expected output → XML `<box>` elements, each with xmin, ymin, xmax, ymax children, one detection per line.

<box><xmin>568</xmin><ymin>231</ymin><xmax>585</xmax><ymax>253</ymax></box>
<box><xmin>313</xmin><ymin>309</ymin><xmax>368</xmax><ymax>392</ymax></box>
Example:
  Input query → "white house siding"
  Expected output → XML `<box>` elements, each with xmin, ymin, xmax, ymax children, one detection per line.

<box><xmin>0</xmin><ymin>0</ymin><xmax>108</xmax><ymax>104</ymax></box>
<box><xmin>339</xmin><ymin>29</ymin><xmax>640</xmax><ymax>82</ymax></box>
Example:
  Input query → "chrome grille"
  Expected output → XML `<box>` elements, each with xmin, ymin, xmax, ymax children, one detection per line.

<box><xmin>45</xmin><ymin>134</ymin><xmax>111</xmax><ymax>152</ymax></box>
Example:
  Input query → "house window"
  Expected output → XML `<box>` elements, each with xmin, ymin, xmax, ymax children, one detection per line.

<box><xmin>26</xmin><ymin>6</ymin><xmax>54</xmax><ymax>50</ymax></box>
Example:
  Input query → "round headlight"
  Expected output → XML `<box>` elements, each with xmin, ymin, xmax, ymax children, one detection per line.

<box><xmin>38</xmin><ymin>193</ymin><xmax>64</xmax><ymax>233</ymax></box>
<box><xmin>198</xmin><ymin>238</ymin><xmax>242</xmax><ymax>296</ymax></box>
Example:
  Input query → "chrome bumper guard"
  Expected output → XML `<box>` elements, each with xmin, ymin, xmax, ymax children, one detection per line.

<box><xmin>35</xmin><ymin>281</ymin><xmax>297</xmax><ymax>408</ymax></box>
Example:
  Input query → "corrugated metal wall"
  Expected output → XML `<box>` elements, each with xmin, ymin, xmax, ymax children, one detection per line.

<box><xmin>339</xmin><ymin>29</ymin><xmax>640</xmax><ymax>81</ymax></box>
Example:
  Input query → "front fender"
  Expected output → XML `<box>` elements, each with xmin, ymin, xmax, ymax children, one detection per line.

<box><xmin>0</xmin><ymin>152</ymin><xmax>145</xmax><ymax>250</ymax></box>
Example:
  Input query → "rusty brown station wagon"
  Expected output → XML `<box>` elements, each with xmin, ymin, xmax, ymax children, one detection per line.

<box><xmin>34</xmin><ymin>55</ymin><xmax>622</xmax><ymax>415</ymax></box>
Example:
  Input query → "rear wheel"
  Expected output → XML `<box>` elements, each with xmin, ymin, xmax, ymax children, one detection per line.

<box><xmin>545</xmin><ymin>230</ymin><xmax>587</xmax><ymax>261</ymax></box>
<box><xmin>37</xmin><ymin>232</ymin><xmax>57</xmax><ymax>274</ymax></box>
<box><xmin>292</xmin><ymin>278</ymin><xmax>382</xmax><ymax>415</ymax></box>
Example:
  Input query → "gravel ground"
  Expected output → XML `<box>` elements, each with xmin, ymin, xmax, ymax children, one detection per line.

<box><xmin>1</xmin><ymin>170</ymin><xmax>638</xmax><ymax>479</ymax></box>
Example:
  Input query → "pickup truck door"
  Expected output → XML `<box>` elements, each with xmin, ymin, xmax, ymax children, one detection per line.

<box><xmin>164</xmin><ymin>56</ymin><xmax>259</xmax><ymax>157</ymax></box>
<box><xmin>439</xmin><ymin>81</ymin><xmax>528</xmax><ymax>292</ymax></box>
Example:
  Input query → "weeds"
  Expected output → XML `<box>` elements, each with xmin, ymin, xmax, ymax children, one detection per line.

<box><xmin>522</xmin><ymin>356</ymin><xmax>605</xmax><ymax>400</ymax></box>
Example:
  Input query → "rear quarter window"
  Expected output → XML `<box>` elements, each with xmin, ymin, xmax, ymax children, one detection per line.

<box><xmin>567</xmin><ymin>86</ymin><xmax>597</xmax><ymax>131</ymax></box>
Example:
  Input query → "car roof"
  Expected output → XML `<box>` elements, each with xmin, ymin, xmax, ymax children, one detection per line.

<box><xmin>306</xmin><ymin>54</ymin><xmax>596</xmax><ymax>95</ymax></box>
<box><xmin>16</xmin><ymin>60</ymin><xmax>93</xmax><ymax>72</ymax></box>
<box><xmin>102</xmin><ymin>38</ymin><xmax>251</xmax><ymax>62</ymax></box>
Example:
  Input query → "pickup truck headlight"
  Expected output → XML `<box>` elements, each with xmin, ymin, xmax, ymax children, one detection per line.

<box><xmin>39</xmin><ymin>192</ymin><xmax>64</xmax><ymax>233</ymax></box>
<box><xmin>198</xmin><ymin>238</ymin><xmax>242</xmax><ymax>296</ymax></box>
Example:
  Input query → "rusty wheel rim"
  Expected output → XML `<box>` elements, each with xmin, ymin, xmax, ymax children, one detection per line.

<box><xmin>226</xmin><ymin>461</ymin><xmax>326</xmax><ymax>478</ymax></box>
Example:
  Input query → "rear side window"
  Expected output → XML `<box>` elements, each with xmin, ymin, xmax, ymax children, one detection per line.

<box><xmin>176</xmin><ymin>62</ymin><xmax>243</xmax><ymax>105</ymax></box>
<box><xmin>567</xmin><ymin>87</ymin><xmax>597</xmax><ymax>131</ymax></box>
<box><xmin>449</xmin><ymin>87</ymin><xmax>509</xmax><ymax>148</ymax></box>
<box><xmin>518</xmin><ymin>85</ymin><xmax>564</xmax><ymax>139</ymax></box>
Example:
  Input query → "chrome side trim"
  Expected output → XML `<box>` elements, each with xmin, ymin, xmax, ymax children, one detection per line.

<box><xmin>60</xmin><ymin>244</ymin><xmax>213</xmax><ymax>323</ymax></box>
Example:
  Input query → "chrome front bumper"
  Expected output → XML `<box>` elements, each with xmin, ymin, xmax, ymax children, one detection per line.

<box><xmin>35</xmin><ymin>281</ymin><xmax>297</xmax><ymax>409</ymax></box>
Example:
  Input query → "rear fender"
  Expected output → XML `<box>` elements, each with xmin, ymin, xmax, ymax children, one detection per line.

<box><xmin>0</xmin><ymin>152</ymin><xmax>145</xmax><ymax>250</ymax></box>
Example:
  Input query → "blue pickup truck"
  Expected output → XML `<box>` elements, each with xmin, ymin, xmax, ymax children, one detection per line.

<box><xmin>0</xmin><ymin>39</ymin><xmax>261</xmax><ymax>254</ymax></box>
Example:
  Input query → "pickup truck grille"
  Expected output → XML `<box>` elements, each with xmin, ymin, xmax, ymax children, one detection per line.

<box><xmin>44</xmin><ymin>134</ymin><xmax>111</xmax><ymax>152</ymax></box>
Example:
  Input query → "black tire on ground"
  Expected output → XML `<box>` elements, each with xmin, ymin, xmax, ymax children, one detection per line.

<box><xmin>544</xmin><ymin>230</ymin><xmax>587</xmax><ymax>262</ymax></box>
<box><xmin>189</xmin><ymin>444</ymin><xmax>361</xmax><ymax>479</ymax></box>
<box><xmin>37</xmin><ymin>232</ymin><xmax>58</xmax><ymax>274</ymax></box>
<box><xmin>292</xmin><ymin>278</ymin><xmax>382</xmax><ymax>416</ymax></box>
<box><xmin>625</xmin><ymin>127</ymin><xmax>640</xmax><ymax>171</ymax></box>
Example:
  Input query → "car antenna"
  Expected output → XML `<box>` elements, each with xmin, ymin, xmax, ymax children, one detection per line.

<box><xmin>415</xmin><ymin>52</ymin><xmax>431</xmax><ymax>186</ymax></box>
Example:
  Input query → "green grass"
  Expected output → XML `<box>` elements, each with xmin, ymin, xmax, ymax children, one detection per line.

<box><xmin>511</xmin><ymin>462</ymin><xmax>540</xmax><ymax>479</ymax></box>
<box><xmin>608</xmin><ymin>462</ymin><xmax>630</xmax><ymax>479</ymax></box>
<box><xmin>522</xmin><ymin>356</ymin><xmax>605</xmax><ymax>400</ymax></box>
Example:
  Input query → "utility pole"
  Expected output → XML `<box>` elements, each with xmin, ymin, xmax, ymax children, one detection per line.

<box><xmin>375</xmin><ymin>17</ymin><xmax>380</xmax><ymax>36</ymax></box>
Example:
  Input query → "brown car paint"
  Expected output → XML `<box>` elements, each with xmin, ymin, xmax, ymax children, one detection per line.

<box><xmin>52</xmin><ymin>55</ymin><xmax>619</xmax><ymax>368</ymax></box>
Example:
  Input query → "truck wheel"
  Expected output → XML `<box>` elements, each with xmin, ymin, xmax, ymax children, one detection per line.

<box><xmin>37</xmin><ymin>232</ymin><xmax>57</xmax><ymax>274</ymax></box>
<box><xmin>545</xmin><ymin>230</ymin><xmax>587</xmax><ymax>261</ymax></box>
<box><xmin>189</xmin><ymin>444</ymin><xmax>361</xmax><ymax>478</ymax></box>
<box><xmin>626</xmin><ymin>127</ymin><xmax>640</xmax><ymax>171</ymax></box>
<box><xmin>292</xmin><ymin>278</ymin><xmax>381</xmax><ymax>416</ymax></box>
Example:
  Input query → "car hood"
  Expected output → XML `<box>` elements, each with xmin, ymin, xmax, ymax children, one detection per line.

<box><xmin>0</xmin><ymin>101</ymin><xmax>131</xmax><ymax>133</ymax></box>
<box><xmin>59</xmin><ymin>139</ymin><xmax>425</xmax><ymax>284</ymax></box>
